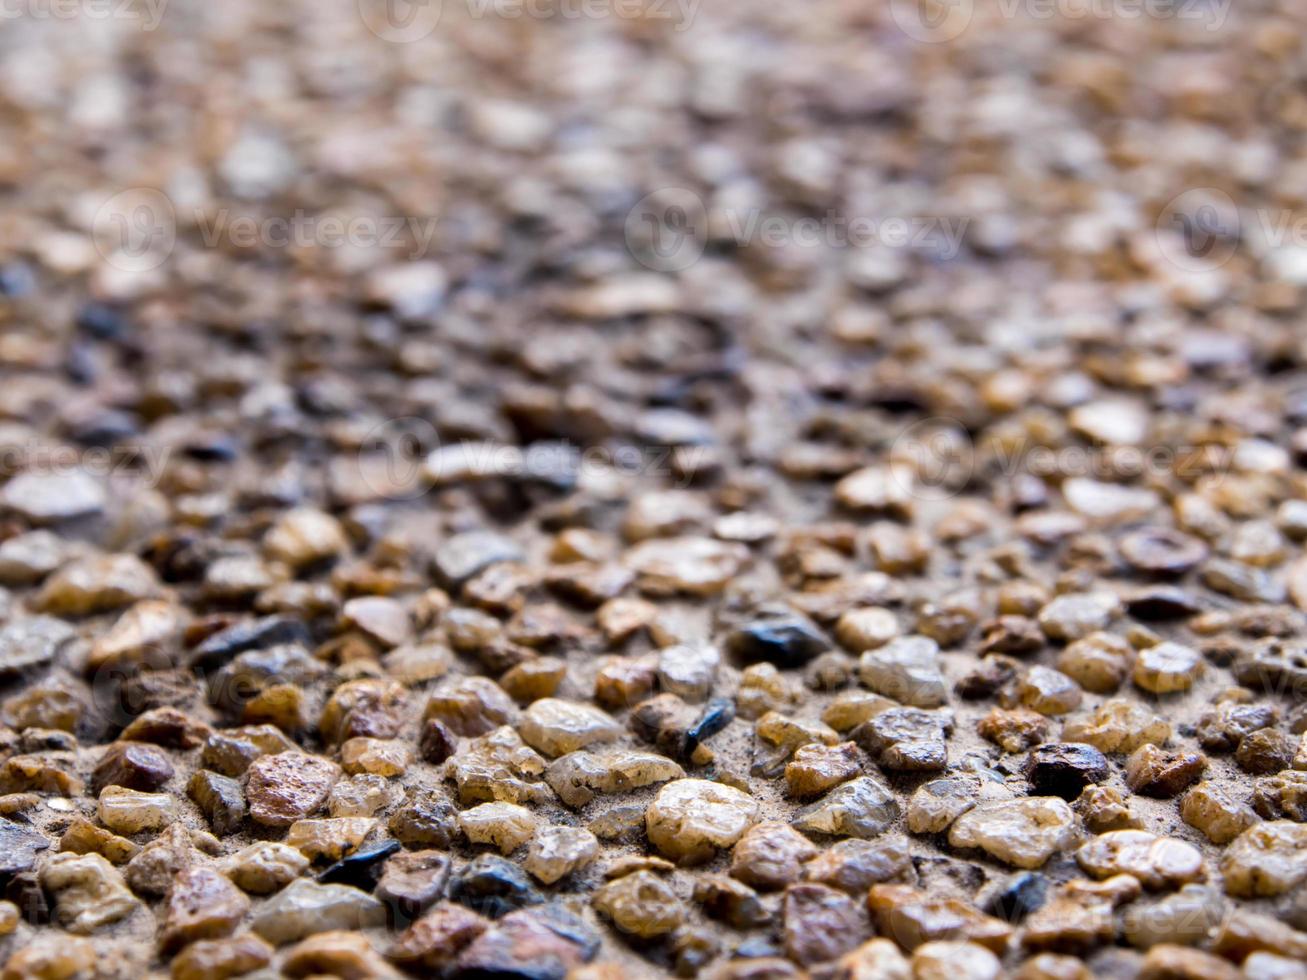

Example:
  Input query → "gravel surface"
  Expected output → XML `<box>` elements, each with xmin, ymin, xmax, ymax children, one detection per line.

<box><xmin>1</xmin><ymin>1</ymin><xmax>1307</xmax><ymax>978</ymax></box>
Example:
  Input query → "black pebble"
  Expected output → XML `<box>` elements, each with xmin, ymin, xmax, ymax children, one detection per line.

<box><xmin>317</xmin><ymin>840</ymin><xmax>400</xmax><ymax>891</ymax></box>
<box><xmin>449</xmin><ymin>854</ymin><xmax>542</xmax><ymax>918</ymax></box>
<box><xmin>1024</xmin><ymin>742</ymin><xmax>1109</xmax><ymax>800</ymax></box>
<box><xmin>726</xmin><ymin>610</ymin><xmax>829</xmax><ymax>669</ymax></box>
<box><xmin>984</xmin><ymin>872</ymin><xmax>1049</xmax><ymax>923</ymax></box>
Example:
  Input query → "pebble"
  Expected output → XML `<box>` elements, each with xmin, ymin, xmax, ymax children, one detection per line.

<box><xmin>1202</xmin><ymin>560</ymin><xmax>1285</xmax><ymax>604</ymax></box>
<box><xmin>98</xmin><ymin>785</ymin><xmax>175</xmax><ymax>833</ymax></box>
<box><xmin>160</xmin><ymin>866</ymin><xmax>251</xmax><ymax>952</ymax></box>
<box><xmin>35</xmin><ymin>553</ymin><xmax>160</xmax><ymax>616</ymax></box>
<box><xmin>977</xmin><ymin>707</ymin><xmax>1050</xmax><ymax>753</ymax></box>
<box><xmin>170</xmin><ymin>934</ymin><xmax>273</xmax><ymax>980</ymax></box>
<box><xmin>1038</xmin><ymin>593</ymin><xmax>1121</xmax><ymax>643</ymax></box>
<box><xmin>39</xmin><ymin>852</ymin><xmax>138</xmax><ymax>933</ymax></box>
<box><xmin>460</xmin><ymin>802</ymin><xmax>540</xmax><ymax>854</ymax></box>
<box><xmin>0</xmin><ymin>616</ymin><xmax>75</xmax><ymax>680</ymax></box>
<box><xmin>1062</xmin><ymin>480</ymin><xmax>1159</xmax><ymax>524</ymax></box>
<box><xmin>221</xmin><ymin>841</ymin><xmax>311</xmax><ymax>894</ymax></box>
<box><xmin>1024</xmin><ymin>743</ymin><xmax>1109</xmax><ymax>800</ymax></box>
<box><xmin>1180</xmin><ymin>781</ymin><xmax>1260</xmax><ymax>844</ymax></box>
<box><xmin>836</xmin><ymin>608</ymin><xmax>900</xmax><ymax>652</ymax></box>
<box><xmin>454</xmin><ymin>906</ymin><xmax>599</xmax><ymax>978</ymax></box>
<box><xmin>0</xmin><ymin>531</ymin><xmax>70</xmax><ymax>586</ymax></box>
<box><xmin>646</xmin><ymin>779</ymin><xmax>760</xmax><ymax>864</ymax></box>
<box><xmin>782</xmin><ymin>883</ymin><xmax>865</xmax><ymax>966</ymax></box>
<box><xmin>906</xmin><ymin>775</ymin><xmax>1009</xmax><ymax>834</ymax></box>
<box><xmin>1056</xmin><ymin>632</ymin><xmax>1133</xmax><ymax>694</ymax></box>
<box><xmin>785</xmin><ymin>741</ymin><xmax>861</xmax><ymax>798</ymax></box>
<box><xmin>593</xmin><ymin>870</ymin><xmax>684</xmax><ymax>939</ymax></box>
<box><xmin>263</xmin><ymin>507</ymin><xmax>349</xmax><ymax>568</ymax></box>
<box><xmin>624</xmin><ymin>536</ymin><xmax>748</xmax><ymax>596</ymax></box>
<box><xmin>1119</xmin><ymin>527</ymin><xmax>1208</xmax><ymax>576</ymax></box>
<box><xmin>1075</xmin><ymin>830</ymin><xmax>1205</xmax><ymax>890</ymax></box>
<box><xmin>1252</xmin><ymin>769</ymin><xmax>1307</xmax><ymax>821</ymax></box>
<box><xmin>1236</xmin><ymin>728</ymin><xmax>1297</xmax><ymax>775</ymax></box>
<box><xmin>1</xmin><ymin>935</ymin><xmax>97</xmax><ymax>980</ymax></box>
<box><xmin>1220</xmin><ymin>821</ymin><xmax>1307</xmax><ymax>897</ymax></box>
<box><xmin>316</xmin><ymin>838</ymin><xmax>400</xmax><ymax>892</ymax></box>
<box><xmin>855</xmin><ymin>707</ymin><xmax>952</xmax><ymax>771</ymax></box>
<box><xmin>730</xmin><ymin>822</ymin><xmax>819</xmax><ymax>891</ymax></box>
<box><xmin>122</xmin><ymin>823</ymin><xmax>200</xmax><ymax>897</ymax></box>
<box><xmin>388</xmin><ymin>789</ymin><xmax>460</xmax><ymax>849</ymax></box>
<box><xmin>517</xmin><ymin>698</ymin><xmax>621</xmax><ymax>757</ymax></box>
<box><xmin>1196</xmin><ymin>702</ymin><xmax>1278</xmax><ymax>753</ymax></box>
<box><xmin>867</xmin><ymin>883</ymin><xmax>1013</xmax><ymax>953</ymax></box>
<box><xmin>1063</xmin><ymin>698</ymin><xmax>1172</xmax><ymax>754</ymax></box>
<box><xmin>1139</xmin><ymin>946</ymin><xmax>1241</xmax><ymax>980</ymax></box>
<box><xmin>425</xmin><ymin>676</ymin><xmax>518</xmax><ymax>737</ymax></box>
<box><xmin>245</xmin><ymin>751</ymin><xmax>340</xmax><ymax>827</ymax></box>
<box><xmin>448</xmin><ymin>854</ymin><xmax>542</xmax><ymax>918</ymax></box>
<box><xmin>793</xmin><ymin>775</ymin><xmax>901</xmax><ymax>839</ymax></box>
<box><xmin>1017</xmin><ymin>666</ymin><xmax>1084</xmax><ymax>715</ymax></box>
<box><xmin>341</xmin><ymin>596</ymin><xmax>411</xmax><ymax>648</ymax></box>
<box><xmin>524</xmin><ymin>825</ymin><xmax>599</xmax><ymax>884</ymax></box>
<box><xmin>390</xmin><ymin>902</ymin><xmax>488</xmax><ymax>972</ymax></box>
<box><xmin>1133</xmin><ymin>641</ymin><xmax>1204</xmax><ymax>694</ymax></box>
<box><xmin>252</xmin><ymin>878</ymin><xmax>385</xmax><ymax>944</ymax></box>
<box><xmin>92</xmin><ymin>741</ymin><xmax>174</xmax><ymax>793</ymax></box>
<box><xmin>657</xmin><ymin>644</ymin><xmax>720</xmax><ymax>701</ymax></box>
<box><xmin>858</xmin><ymin>636</ymin><xmax>948</xmax><ymax>707</ymax></box>
<box><xmin>372</xmin><ymin>849</ymin><xmax>449</xmax><ymax>922</ymax></box>
<box><xmin>546</xmin><ymin>748</ymin><xmax>682</xmax><ymax>808</ymax></box>
<box><xmin>802</xmin><ymin>836</ymin><xmax>913</xmax><ymax>894</ymax></box>
<box><xmin>338</xmin><ymin>736</ymin><xmax>408</xmax><ymax>777</ymax></box>
<box><xmin>287</xmin><ymin>816</ymin><xmax>377</xmax><ymax>862</ymax></box>
<box><xmin>0</xmin><ymin>470</ymin><xmax>105</xmax><ymax>523</ymax></box>
<box><xmin>1125</xmin><ymin>744</ymin><xmax>1208</xmax><ymax>798</ymax></box>
<box><xmin>727</xmin><ymin>609</ymin><xmax>831</xmax><ymax>669</ymax></box>
<box><xmin>983</xmin><ymin>872</ymin><xmax>1050</xmax><ymax>923</ymax></box>
<box><xmin>1074</xmin><ymin>785</ymin><xmax>1142</xmax><ymax>833</ymax></box>
<box><xmin>0</xmin><ymin>814</ymin><xmax>51</xmax><ymax>875</ymax></box>
<box><xmin>281</xmin><ymin>930</ymin><xmax>400</xmax><ymax>978</ymax></box>
<box><xmin>947</xmin><ymin>798</ymin><xmax>1079</xmax><ymax>869</ymax></box>
<box><xmin>59</xmin><ymin>817</ymin><xmax>138</xmax><ymax>865</ymax></box>
<box><xmin>911</xmin><ymin>941</ymin><xmax>1001</xmax><ymax>980</ymax></box>
<box><xmin>1121</xmin><ymin>884</ymin><xmax>1226</xmax><ymax>949</ymax></box>
<box><xmin>88</xmin><ymin>599</ymin><xmax>187</xmax><ymax>672</ymax></box>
